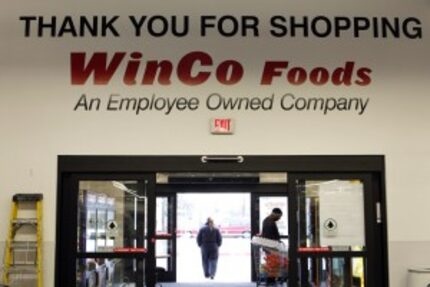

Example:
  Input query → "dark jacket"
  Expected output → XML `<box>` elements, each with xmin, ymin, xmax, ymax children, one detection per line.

<box><xmin>197</xmin><ymin>225</ymin><xmax>222</xmax><ymax>258</ymax></box>
<box><xmin>262</xmin><ymin>216</ymin><xmax>281</xmax><ymax>241</ymax></box>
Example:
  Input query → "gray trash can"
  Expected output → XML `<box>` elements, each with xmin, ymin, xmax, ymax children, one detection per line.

<box><xmin>408</xmin><ymin>267</ymin><xmax>430</xmax><ymax>287</ymax></box>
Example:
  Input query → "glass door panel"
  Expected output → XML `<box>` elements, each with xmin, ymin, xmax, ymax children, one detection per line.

<box><xmin>298</xmin><ymin>180</ymin><xmax>365</xmax><ymax>250</ymax></box>
<box><xmin>78</xmin><ymin>180</ymin><xmax>146</xmax><ymax>253</ymax></box>
<box><xmin>298</xmin><ymin>257</ymin><xmax>365</xmax><ymax>287</ymax></box>
<box><xmin>76</xmin><ymin>179</ymin><xmax>147</xmax><ymax>287</ymax></box>
<box><xmin>251</xmin><ymin>193</ymin><xmax>288</xmax><ymax>283</ymax></box>
<box><xmin>76</xmin><ymin>257</ymin><xmax>145</xmax><ymax>287</ymax></box>
<box><xmin>155</xmin><ymin>195</ymin><xmax>176</xmax><ymax>282</ymax></box>
<box><xmin>292</xmin><ymin>176</ymin><xmax>372</xmax><ymax>287</ymax></box>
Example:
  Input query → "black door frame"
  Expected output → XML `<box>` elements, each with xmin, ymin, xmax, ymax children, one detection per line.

<box><xmin>154</xmin><ymin>191</ymin><xmax>177</xmax><ymax>282</ymax></box>
<box><xmin>55</xmin><ymin>155</ymin><xmax>389</xmax><ymax>287</ymax></box>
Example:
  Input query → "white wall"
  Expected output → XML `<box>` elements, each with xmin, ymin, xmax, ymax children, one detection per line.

<box><xmin>0</xmin><ymin>0</ymin><xmax>429</xmax><ymax>286</ymax></box>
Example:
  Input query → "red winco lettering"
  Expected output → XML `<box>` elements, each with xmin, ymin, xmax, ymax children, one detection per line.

<box><xmin>71</xmin><ymin>51</ymin><xmax>244</xmax><ymax>86</ymax></box>
<box><xmin>70</xmin><ymin>51</ymin><xmax>372</xmax><ymax>86</ymax></box>
<box><xmin>260</xmin><ymin>61</ymin><xmax>372</xmax><ymax>86</ymax></box>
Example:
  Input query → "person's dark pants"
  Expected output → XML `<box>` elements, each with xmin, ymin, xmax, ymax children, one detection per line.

<box><xmin>266</xmin><ymin>276</ymin><xmax>276</xmax><ymax>285</ymax></box>
<box><xmin>201</xmin><ymin>248</ymin><xmax>218</xmax><ymax>278</ymax></box>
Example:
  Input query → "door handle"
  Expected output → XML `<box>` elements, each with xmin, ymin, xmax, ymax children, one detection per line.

<box><xmin>201</xmin><ymin>156</ymin><xmax>244</xmax><ymax>163</ymax></box>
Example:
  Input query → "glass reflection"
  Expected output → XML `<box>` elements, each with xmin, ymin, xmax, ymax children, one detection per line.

<box><xmin>77</xmin><ymin>180</ymin><xmax>146</xmax><ymax>253</ymax></box>
<box><xmin>299</xmin><ymin>257</ymin><xmax>365</xmax><ymax>287</ymax></box>
<box><xmin>76</xmin><ymin>258</ymin><xmax>143</xmax><ymax>287</ymax></box>
<box><xmin>298</xmin><ymin>180</ymin><xmax>365</xmax><ymax>250</ymax></box>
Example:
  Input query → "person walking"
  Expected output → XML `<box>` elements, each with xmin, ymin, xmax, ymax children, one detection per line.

<box><xmin>261</xmin><ymin>208</ymin><xmax>283</xmax><ymax>285</ymax></box>
<box><xmin>262</xmin><ymin>207</ymin><xmax>283</xmax><ymax>241</ymax></box>
<box><xmin>196</xmin><ymin>217</ymin><xmax>222</xmax><ymax>279</ymax></box>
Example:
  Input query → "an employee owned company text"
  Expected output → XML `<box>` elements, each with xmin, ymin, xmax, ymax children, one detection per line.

<box><xmin>73</xmin><ymin>93</ymin><xmax>369</xmax><ymax>115</ymax></box>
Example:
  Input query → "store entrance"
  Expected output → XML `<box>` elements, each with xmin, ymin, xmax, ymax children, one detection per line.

<box><xmin>154</xmin><ymin>173</ymin><xmax>289</xmax><ymax>284</ymax></box>
<box><xmin>56</xmin><ymin>155</ymin><xmax>389</xmax><ymax>287</ymax></box>
<box><xmin>176</xmin><ymin>193</ymin><xmax>252</xmax><ymax>283</ymax></box>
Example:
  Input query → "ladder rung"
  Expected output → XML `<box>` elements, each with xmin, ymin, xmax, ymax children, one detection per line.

<box><xmin>12</xmin><ymin>193</ymin><xmax>43</xmax><ymax>202</ymax></box>
<box><xmin>10</xmin><ymin>241</ymin><xmax>38</xmax><ymax>249</ymax></box>
<box><xmin>12</xmin><ymin>218</ymin><xmax>38</xmax><ymax>225</ymax></box>
<box><xmin>8</xmin><ymin>265</ymin><xmax>38</xmax><ymax>274</ymax></box>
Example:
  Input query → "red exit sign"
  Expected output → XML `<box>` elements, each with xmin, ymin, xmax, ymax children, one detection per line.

<box><xmin>210</xmin><ymin>118</ymin><xmax>234</xmax><ymax>134</ymax></box>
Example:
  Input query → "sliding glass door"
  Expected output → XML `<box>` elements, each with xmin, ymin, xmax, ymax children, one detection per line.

<box><xmin>57</xmin><ymin>174</ymin><xmax>155</xmax><ymax>286</ymax></box>
<box><xmin>288</xmin><ymin>173</ymin><xmax>380</xmax><ymax>287</ymax></box>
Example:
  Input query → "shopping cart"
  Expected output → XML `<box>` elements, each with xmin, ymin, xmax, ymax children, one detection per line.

<box><xmin>251</xmin><ymin>236</ymin><xmax>288</xmax><ymax>286</ymax></box>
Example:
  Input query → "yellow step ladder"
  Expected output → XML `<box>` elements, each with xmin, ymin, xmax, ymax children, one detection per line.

<box><xmin>1</xmin><ymin>194</ymin><xmax>43</xmax><ymax>287</ymax></box>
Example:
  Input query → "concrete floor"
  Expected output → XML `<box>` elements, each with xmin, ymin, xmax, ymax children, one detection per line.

<box><xmin>160</xmin><ymin>283</ymin><xmax>288</xmax><ymax>287</ymax></box>
<box><xmin>159</xmin><ymin>284</ymin><xmax>256</xmax><ymax>287</ymax></box>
